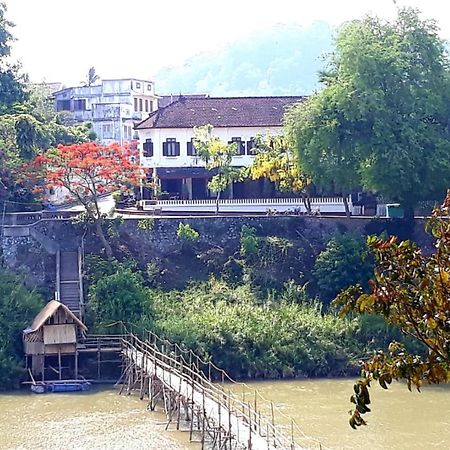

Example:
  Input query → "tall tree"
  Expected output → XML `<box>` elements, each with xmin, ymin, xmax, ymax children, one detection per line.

<box><xmin>336</xmin><ymin>192</ymin><xmax>450</xmax><ymax>428</ymax></box>
<box><xmin>32</xmin><ymin>143</ymin><xmax>143</xmax><ymax>258</ymax></box>
<box><xmin>248</xmin><ymin>134</ymin><xmax>311</xmax><ymax>212</ymax></box>
<box><xmin>0</xmin><ymin>2</ymin><xmax>26</xmax><ymax>112</ymax></box>
<box><xmin>194</xmin><ymin>125</ymin><xmax>245</xmax><ymax>214</ymax></box>
<box><xmin>286</xmin><ymin>8</ymin><xmax>450</xmax><ymax>218</ymax></box>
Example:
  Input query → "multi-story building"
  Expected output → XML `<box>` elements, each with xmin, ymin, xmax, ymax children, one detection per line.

<box><xmin>53</xmin><ymin>78</ymin><xmax>158</xmax><ymax>145</ymax></box>
<box><xmin>134</xmin><ymin>95</ymin><xmax>304</xmax><ymax>200</ymax></box>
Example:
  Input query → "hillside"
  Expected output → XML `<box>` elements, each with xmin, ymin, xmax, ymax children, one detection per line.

<box><xmin>155</xmin><ymin>22</ymin><xmax>334</xmax><ymax>96</ymax></box>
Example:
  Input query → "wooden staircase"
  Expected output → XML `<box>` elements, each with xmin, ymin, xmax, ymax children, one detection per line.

<box><xmin>57</xmin><ymin>250</ymin><xmax>83</xmax><ymax>318</ymax></box>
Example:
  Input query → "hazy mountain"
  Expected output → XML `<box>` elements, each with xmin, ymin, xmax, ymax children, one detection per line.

<box><xmin>155</xmin><ymin>22</ymin><xmax>335</xmax><ymax>97</ymax></box>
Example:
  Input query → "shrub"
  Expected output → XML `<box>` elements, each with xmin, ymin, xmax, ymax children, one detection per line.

<box><xmin>240</xmin><ymin>225</ymin><xmax>259</xmax><ymax>256</ymax></box>
<box><xmin>153</xmin><ymin>279</ymin><xmax>361</xmax><ymax>379</ymax></box>
<box><xmin>0</xmin><ymin>270</ymin><xmax>43</xmax><ymax>389</ymax></box>
<box><xmin>89</xmin><ymin>267</ymin><xmax>153</xmax><ymax>332</ymax></box>
<box><xmin>177</xmin><ymin>223</ymin><xmax>200</xmax><ymax>241</ymax></box>
<box><xmin>138</xmin><ymin>218</ymin><xmax>155</xmax><ymax>232</ymax></box>
<box><xmin>313</xmin><ymin>234</ymin><xmax>374</xmax><ymax>303</ymax></box>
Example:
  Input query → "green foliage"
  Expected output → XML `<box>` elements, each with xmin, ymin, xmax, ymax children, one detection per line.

<box><xmin>0</xmin><ymin>270</ymin><xmax>43</xmax><ymax>389</ymax></box>
<box><xmin>286</xmin><ymin>8</ymin><xmax>450</xmax><ymax>213</ymax></box>
<box><xmin>240</xmin><ymin>225</ymin><xmax>259</xmax><ymax>256</ymax></box>
<box><xmin>138</xmin><ymin>217</ymin><xmax>155</xmax><ymax>232</ymax></box>
<box><xmin>239</xmin><ymin>227</ymin><xmax>302</xmax><ymax>291</ymax></box>
<box><xmin>248</xmin><ymin>134</ymin><xmax>308</xmax><ymax>193</ymax></box>
<box><xmin>177</xmin><ymin>222</ymin><xmax>200</xmax><ymax>242</ymax></box>
<box><xmin>107</xmin><ymin>216</ymin><xmax>124</xmax><ymax>238</ymax></box>
<box><xmin>194</xmin><ymin>125</ymin><xmax>245</xmax><ymax>212</ymax></box>
<box><xmin>313</xmin><ymin>234</ymin><xmax>374</xmax><ymax>303</ymax></box>
<box><xmin>89</xmin><ymin>266</ymin><xmax>153</xmax><ymax>331</ymax></box>
<box><xmin>0</xmin><ymin>3</ymin><xmax>27</xmax><ymax>113</ymax></box>
<box><xmin>154</xmin><ymin>278</ymin><xmax>361</xmax><ymax>379</ymax></box>
<box><xmin>336</xmin><ymin>193</ymin><xmax>450</xmax><ymax>427</ymax></box>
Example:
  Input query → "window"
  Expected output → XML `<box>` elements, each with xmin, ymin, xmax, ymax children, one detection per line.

<box><xmin>229</xmin><ymin>137</ymin><xmax>245</xmax><ymax>155</ymax></box>
<box><xmin>139</xmin><ymin>98</ymin><xmax>143</xmax><ymax>112</ymax></box>
<box><xmin>247</xmin><ymin>137</ymin><xmax>256</xmax><ymax>155</ymax></box>
<box><xmin>143</xmin><ymin>138</ymin><xmax>154</xmax><ymax>157</ymax></box>
<box><xmin>134</xmin><ymin>98</ymin><xmax>138</xmax><ymax>111</ymax></box>
<box><xmin>145</xmin><ymin>99</ymin><xmax>149</xmax><ymax>112</ymax></box>
<box><xmin>187</xmin><ymin>139</ymin><xmax>198</xmax><ymax>156</ymax></box>
<box><xmin>163</xmin><ymin>138</ymin><xmax>180</xmax><ymax>157</ymax></box>
<box><xmin>73</xmin><ymin>99</ymin><xmax>86</xmax><ymax>111</ymax></box>
<box><xmin>147</xmin><ymin>84</ymin><xmax>152</xmax><ymax>91</ymax></box>
<box><xmin>102</xmin><ymin>123</ymin><xmax>113</xmax><ymax>139</ymax></box>
<box><xmin>135</xmin><ymin>82</ymin><xmax>141</xmax><ymax>89</ymax></box>
<box><xmin>56</xmin><ymin>99</ymin><xmax>71</xmax><ymax>111</ymax></box>
<box><xmin>149</xmin><ymin>101</ymin><xmax>153</xmax><ymax>113</ymax></box>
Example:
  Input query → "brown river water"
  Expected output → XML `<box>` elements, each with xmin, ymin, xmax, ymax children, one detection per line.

<box><xmin>0</xmin><ymin>379</ymin><xmax>449</xmax><ymax>450</ymax></box>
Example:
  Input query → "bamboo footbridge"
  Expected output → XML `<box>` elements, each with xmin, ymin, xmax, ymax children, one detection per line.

<box><xmin>117</xmin><ymin>331</ymin><xmax>326</xmax><ymax>450</ymax></box>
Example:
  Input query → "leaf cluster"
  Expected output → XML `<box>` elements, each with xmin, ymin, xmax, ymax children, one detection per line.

<box><xmin>286</xmin><ymin>8</ymin><xmax>450</xmax><ymax>206</ymax></box>
<box><xmin>335</xmin><ymin>192</ymin><xmax>450</xmax><ymax>427</ymax></box>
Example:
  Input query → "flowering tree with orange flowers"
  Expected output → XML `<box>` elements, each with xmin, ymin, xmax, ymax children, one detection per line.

<box><xmin>33</xmin><ymin>142</ymin><xmax>143</xmax><ymax>258</ymax></box>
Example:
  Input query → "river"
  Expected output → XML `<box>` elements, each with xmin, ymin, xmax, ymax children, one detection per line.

<box><xmin>0</xmin><ymin>379</ymin><xmax>449</xmax><ymax>450</ymax></box>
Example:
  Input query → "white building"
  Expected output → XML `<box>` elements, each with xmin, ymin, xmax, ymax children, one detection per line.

<box><xmin>135</xmin><ymin>96</ymin><xmax>304</xmax><ymax>200</ymax></box>
<box><xmin>53</xmin><ymin>78</ymin><xmax>158</xmax><ymax>145</ymax></box>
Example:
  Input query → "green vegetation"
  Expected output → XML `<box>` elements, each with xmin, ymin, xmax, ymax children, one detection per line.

<box><xmin>194</xmin><ymin>125</ymin><xmax>245</xmax><ymax>213</ymax></box>
<box><xmin>176</xmin><ymin>223</ymin><xmax>200</xmax><ymax>242</ymax></box>
<box><xmin>313</xmin><ymin>234</ymin><xmax>373</xmax><ymax>304</ymax></box>
<box><xmin>88</xmin><ymin>266</ymin><xmax>154</xmax><ymax>332</ymax></box>
<box><xmin>138</xmin><ymin>217</ymin><xmax>156</xmax><ymax>232</ymax></box>
<box><xmin>0</xmin><ymin>270</ymin><xmax>43</xmax><ymax>389</ymax></box>
<box><xmin>84</xmin><ymin>251</ymin><xmax>412</xmax><ymax>381</ymax></box>
<box><xmin>337</xmin><ymin>196</ymin><xmax>450</xmax><ymax>427</ymax></box>
<box><xmin>152</xmin><ymin>279</ymin><xmax>360</xmax><ymax>378</ymax></box>
<box><xmin>286</xmin><ymin>8</ymin><xmax>450</xmax><ymax>217</ymax></box>
<box><xmin>0</xmin><ymin>3</ymin><xmax>95</xmax><ymax>210</ymax></box>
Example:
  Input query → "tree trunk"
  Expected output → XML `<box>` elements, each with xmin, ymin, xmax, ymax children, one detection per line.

<box><xmin>302</xmin><ymin>192</ymin><xmax>312</xmax><ymax>214</ymax></box>
<box><xmin>343</xmin><ymin>193</ymin><xmax>351</xmax><ymax>218</ymax></box>
<box><xmin>95</xmin><ymin>219</ymin><xmax>113</xmax><ymax>259</ymax></box>
<box><xmin>215</xmin><ymin>191</ymin><xmax>220</xmax><ymax>215</ymax></box>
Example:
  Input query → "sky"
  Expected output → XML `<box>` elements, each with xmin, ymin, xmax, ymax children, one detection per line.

<box><xmin>5</xmin><ymin>0</ymin><xmax>450</xmax><ymax>86</ymax></box>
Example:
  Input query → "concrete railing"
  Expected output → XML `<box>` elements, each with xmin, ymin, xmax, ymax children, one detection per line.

<box><xmin>1</xmin><ymin>210</ymin><xmax>79</xmax><ymax>226</ymax></box>
<box><xmin>140</xmin><ymin>196</ymin><xmax>351</xmax><ymax>214</ymax></box>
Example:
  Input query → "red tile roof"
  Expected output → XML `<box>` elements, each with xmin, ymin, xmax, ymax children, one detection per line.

<box><xmin>135</xmin><ymin>96</ymin><xmax>305</xmax><ymax>129</ymax></box>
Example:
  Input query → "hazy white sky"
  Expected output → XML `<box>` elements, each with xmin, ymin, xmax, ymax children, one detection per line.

<box><xmin>5</xmin><ymin>0</ymin><xmax>450</xmax><ymax>86</ymax></box>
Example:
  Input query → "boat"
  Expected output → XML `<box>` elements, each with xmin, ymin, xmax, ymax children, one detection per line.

<box><xmin>30</xmin><ymin>381</ymin><xmax>91</xmax><ymax>393</ymax></box>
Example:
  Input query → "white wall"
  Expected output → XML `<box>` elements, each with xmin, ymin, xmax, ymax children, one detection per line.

<box><xmin>139</xmin><ymin>126</ymin><xmax>282</xmax><ymax>169</ymax></box>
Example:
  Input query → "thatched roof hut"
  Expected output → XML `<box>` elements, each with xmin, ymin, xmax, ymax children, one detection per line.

<box><xmin>23</xmin><ymin>300</ymin><xmax>87</xmax><ymax>378</ymax></box>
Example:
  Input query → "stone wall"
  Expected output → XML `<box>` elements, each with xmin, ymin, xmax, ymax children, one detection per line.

<box><xmin>1</xmin><ymin>215</ymin><xmax>434</xmax><ymax>291</ymax></box>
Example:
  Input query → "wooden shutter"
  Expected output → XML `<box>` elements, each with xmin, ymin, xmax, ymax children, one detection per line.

<box><xmin>162</xmin><ymin>142</ymin><xmax>168</xmax><ymax>156</ymax></box>
<box><xmin>247</xmin><ymin>139</ymin><xmax>255</xmax><ymax>155</ymax></box>
<box><xmin>143</xmin><ymin>139</ymin><xmax>153</xmax><ymax>157</ymax></box>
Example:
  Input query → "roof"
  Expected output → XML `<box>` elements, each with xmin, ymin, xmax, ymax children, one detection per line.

<box><xmin>24</xmin><ymin>300</ymin><xmax>87</xmax><ymax>334</ymax></box>
<box><xmin>135</xmin><ymin>96</ymin><xmax>305</xmax><ymax>130</ymax></box>
<box><xmin>158</xmin><ymin>93</ymin><xmax>210</xmax><ymax>109</ymax></box>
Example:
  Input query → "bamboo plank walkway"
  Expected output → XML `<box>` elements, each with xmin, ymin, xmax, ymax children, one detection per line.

<box><xmin>119</xmin><ymin>333</ymin><xmax>308</xmax><ymax>450</ymax></box>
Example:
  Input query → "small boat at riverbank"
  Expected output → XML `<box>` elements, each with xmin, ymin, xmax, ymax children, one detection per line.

<box><xmin>30</xmin><ymin>381</ymin><xmax>90</xmax><ymax>394</ymax></box>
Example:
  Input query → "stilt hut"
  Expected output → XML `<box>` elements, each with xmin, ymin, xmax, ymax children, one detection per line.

<box><xmin>23</xmin><ymin>300</ymin><xmax>87</xmax><ymax>381</ymax></box>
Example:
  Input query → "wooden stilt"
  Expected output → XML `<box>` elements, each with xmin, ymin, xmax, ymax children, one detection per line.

<box><xmin>74</xmin><ymin>350</ymin><xmax>78</xmax><ymax>380</ymax></box>
<box><xmin>58</xmin><ymin>348</ymin><xmax>62</xmax><ymax>380</ymax></box>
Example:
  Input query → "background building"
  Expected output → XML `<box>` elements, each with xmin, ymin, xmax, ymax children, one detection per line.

<box><xmin>53</xmin><ymin>78</ymin><xmax>158</xmax><ymax>145</ymax></box>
